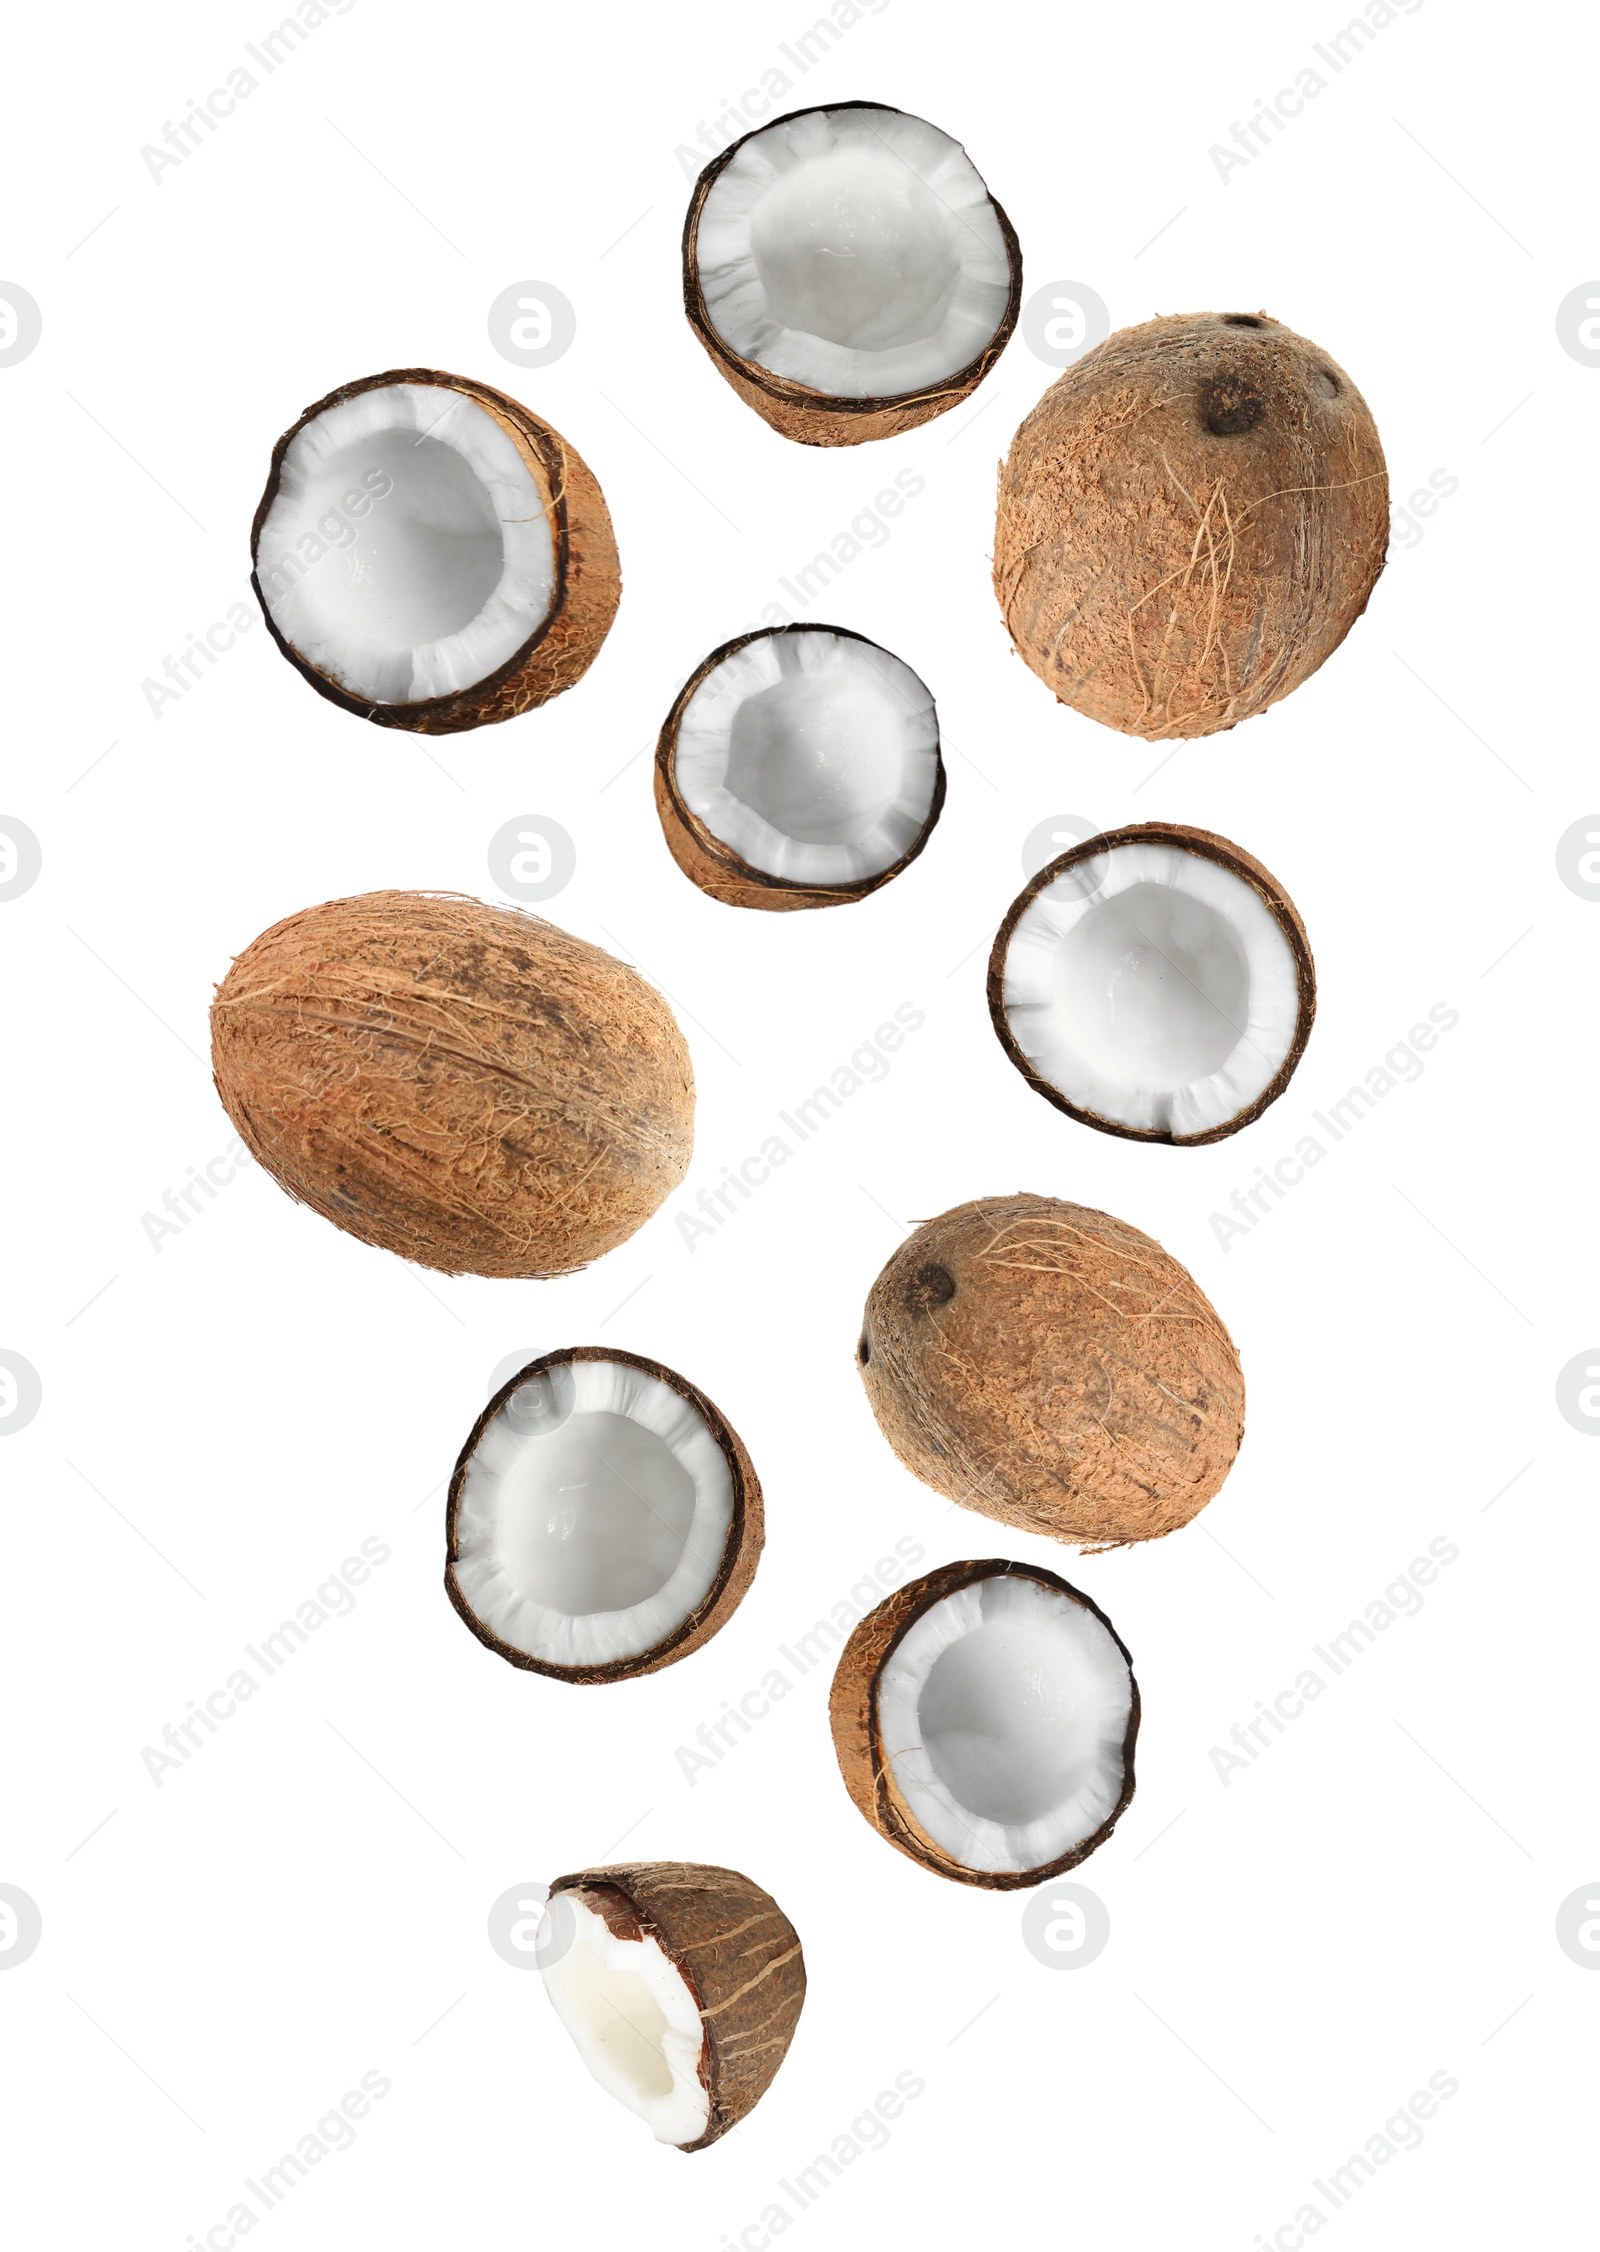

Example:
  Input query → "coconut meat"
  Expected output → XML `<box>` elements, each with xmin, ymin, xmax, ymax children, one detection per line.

<box><xmin>876</xmin><ymin>1575</ymin><xmax>1132</xmax><ymax>1876</ymax></box>
<box><xmin>674</xmin><ymin>631</ymin><xmax>939</xmax><ymax>885</ymax></box>
<box><xmin>453</xmin><ymin>1360</ymin><xmax>733</xmax><ymax>1669</ymax></box>
<box><xmin>695</xmin><ymin>107</ymin><xmax>1011</xmax><ymax>398</ymax></box>
<box><xmin>539</xmin><ymin>1890</ymin><xmax>710</xmax><ymax>2145</ymax></box>
<box><xmin>1001</xmin><ymin>841</ymin><xmax>1301</xmax><ymax>1137</ymax></box>
<box><xmin>256</xmin><ymin>382</ymin><xmax>554</xmax><ymax>706</ymax></box>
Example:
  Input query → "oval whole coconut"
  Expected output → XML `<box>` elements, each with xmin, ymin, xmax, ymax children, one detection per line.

<box><xmin>994</xmin><ymin>311</ymin><xmax>1388</xmax><ymax>738</ymax></box>
<box><xmin>857</xmin><ymin>1193</ymin><xmax>1244</xmax><ymax>1547</ymax></box>
<box><xmin>211</xmin><ymin>892</ymin><xmax>693</xmax><ymax>1278</ymax></box>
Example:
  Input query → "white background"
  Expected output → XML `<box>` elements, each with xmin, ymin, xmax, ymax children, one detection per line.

<box><xmin>1</xmin><ymin>2</ymin><xmax>1594</xmax><ymax>2246</ymax></box>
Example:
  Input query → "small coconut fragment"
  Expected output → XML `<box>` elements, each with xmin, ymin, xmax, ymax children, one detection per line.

<box><xmin>994</xmin><ymin>311</ymin><xmax>1388</xmax><ymax>737</ymax></box>
<box><xmin>830</xmin><ymin>1558</ymin><xmax>1138</xmax><ymax>1888</ymax></box>
<box><xmin>989</xmin><ymin>822</ymin><xmax>1314</xmax><ymax>1143</ymax></box>
<box><xmin>539</xmin><ymin>1860</ymin><xmax>805</xmax><ymax>2149</ymax></box>
<box><xmin>210</xmin><ymin>891</ymin><xmax>693</xmax><ymax>1278</ymax></box>
<box><xmin>445</xmin><ymin>1347</ymin><xmax>761</xmax><ymax>1681</ymax></box>
<box><xmin>251</xmin><ymin>368</ymin><xmax>619</xmax><ymax>732</ymax></box>
<box><xmin>857</xmin><ymin>1193</ymin><xmax>1244</xmax><ymax>1547</ymax></box>
<box><xmin>655</xmin><ymin>625</ymin><xmax>944</xmax><ymax>910</ymax></box>
<box><xmin>684</xmin><ymin>102</ymin><xmax>1021</xmax><ymax>446</ymax></box>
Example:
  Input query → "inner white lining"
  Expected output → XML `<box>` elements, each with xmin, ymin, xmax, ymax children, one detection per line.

<box><xmin>877</xmin><ymin>1575</ymin><xmax>1133</xmax><ymax>1875</ymax></box>
<box><xmin>695</xmin><ymin>107</ymin><xmax>1011</xmax><ymax>397</ymax></box>
<box><xmin>674</xmin><ymin>630</ymin><xmax>939</xmax><ymax>884</ymax></box>
<box><xmin>1001</xmin><ymin>842</ymin><xmax>1300</xmax><ymax>1137</ymax></box>
<box><xmin>256</xmin><ymin>382</ymin><xmax>554</xmax><ymax>706</ymax></box>
<box><xmin>454</xmin><ymin>1361</ymin><xmax>734</xmax><ymax>1670</ymax></box>
<box><xmin>539</xmin><ymin>1890</ymin><xmax>710</xmax><ymax>2145</ymax></box>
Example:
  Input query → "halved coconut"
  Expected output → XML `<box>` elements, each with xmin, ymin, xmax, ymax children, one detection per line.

<box><xmin>655</xmin><ymin>625</ymin><xmax>944</xmax><ymax>910</ymax></box>
<box><xmin>251</xmin><ymin>368</ymin><xmax>619</xmax><ymax>732</ymax></box>
<box><xmin>858</xmin><ymin>1192</ymin><xmax>1244</xmax><ymax>1547</ymax></box>
<box><xmin>446</xmin><ymin>1348</ymin><xmax>760</xmax><ymax>1681</ymax></box>
<box><xmin>829</xmin><ymin>1559</ymin><xmax>1137</xmax><ymax>1889</ymax></box>
<box><xmin>988</xmin><ymin>822</ymin><xmax>1314</xmax><ymax>1143</ymax></box>
<box><xmin>539</xmin><ymin>1860</ymin><xmax>804</xmax><ymax>2149</ymax></box>
<box><xmin>683</xmin><ymin>102</ymin><xmax>1022</xmax><ymax>446</ymax></box>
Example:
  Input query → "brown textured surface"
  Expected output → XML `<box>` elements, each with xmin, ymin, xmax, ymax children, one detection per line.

<box><xmin>828</xmin><ymin>1558</ymin><xmax>1139</xmax><ymax>1889</ymax></box>
<box><xmin>682</xmin><ymin>102</ymin><xmax>1022</xmax><ymax>449</ymax></box>
<box><xmin>548</xmin><ymin>1861</ymin><xmax>806</xmax><ymax>2150</ymax></box>
<box><xmin>858</xmin><ymin>1192</ymin><xmax>1245</xmax><ymax>1547</ymax></box>
<box><xmin>249</xmin><ymin>367</ymin><xmax>620</xmax><ymax>734</ymax></box>
<box><xmin>993</xmin><ymin>311</ymin><xmax>1388</xmax><ymax>737</ymax></box>
<box><xmin>653</xmin><ymin>625</ymin><xmax>946</xmax><ymax>911</ymax></box>
<box><xmin>211</xmin><ymin>892</ymin><xmax>693</xmax><ymax>1278</ymax></box>
<box><xmin>444</xmin><ymin>1345</ymin><xmax>762</xmax><ymax>1682</ymax></box>
<box><xmin>987</xmin><ymin>821</ymin><xmax>1316</xmax><ymax>1145</ymax></box>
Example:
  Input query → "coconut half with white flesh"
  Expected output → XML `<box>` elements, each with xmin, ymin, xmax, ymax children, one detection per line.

<box><xmin>445</xmin><ymin>1348</ymin><xmax>761</xmax><ymax>1682</ymax></box>
<box><xmin>683</xmin><ymin>102</ymin><xmax>1022</xmax><ymax>446</ymax></box>
<box><xmin>539</xmin><ymin>1861</ymin><xmax>805</xmax><ymax>2150</ymax></box>
<box><xmin>989</xmin><ymin>823</ymin><xmax>1315</xmax><ymax>1144</ymax></box>
<box><xmin>251</xmin><ymin>368</ymin><xmax>619</xmax><ymax>732</ymax></box>
<box><xmin>655</xmin><ymin>625</ymin><xmax>944</xmax><ymax>910</ymax></box>
<box><xmin>830</xmin><ymin>1559</ymin><xmax>1138</xmax><ymax>1888</ymax></box>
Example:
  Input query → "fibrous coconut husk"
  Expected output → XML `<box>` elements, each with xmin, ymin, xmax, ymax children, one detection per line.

<box><xmin>993</xmin><ymin>311</ymin><xmax>1388</xmax><ymax>737</ymax></box>
<box><xmin>547</xmin><ymin>1860</ymin><xmax>806</xmax><ymax>2150</ymax></box>
<box><xmin>210</xmin><ymin>891</ymin><xmax>693</xmax><ymax>1278</ymax></box>
<box><xmin>250</xmin><ymin>367</ymin><xmax>620</xmax><ymax>733</ymax></box>
<box><xmin>857</xmin><ymin>1192</ymin><xmax>1244</xmax><ymax>1546</ymax></box>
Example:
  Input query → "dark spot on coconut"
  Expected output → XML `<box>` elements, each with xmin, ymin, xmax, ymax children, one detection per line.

<box><xmin>1198</xmin><ymin>377</ymin><xmax>1266</xmax><ymax>436</ymax></box>
<box><xmin>1314</xmin><ymin>366</ymin><xmax>1341</xmax><ymax>398</ymax></box>
<box><xmin>857</xmin><ymin>1332</ymin><xmax>871</xmax><ymax>1367</ymax></box>
<box><xmin>908</xmin><ymin>1262</ymin><xmax>956</xmax><ymax>1314</ymax></box>
<box><xmin>1221</xmin><ymin>313</ymin><xmax>1266</xmax><ymax>328</ymax></box>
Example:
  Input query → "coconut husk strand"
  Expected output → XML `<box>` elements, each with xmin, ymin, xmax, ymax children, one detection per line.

<box><xmin>857</xmin><ymin>1193</ymin><xmax>1244</xmax><ymax>1547</ymax></box>
<box><xmin>994</xmin><ymin>311</ymin><xmax>1388</xmax><ymax>737</ymax></box>
<box><xmin>210</xmin><ymin>892</ymin><xmax>693</xmax><ymax>1279</ymax></box>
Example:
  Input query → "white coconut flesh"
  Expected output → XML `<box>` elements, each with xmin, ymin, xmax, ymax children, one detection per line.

<box><xmin>453</xmin><ymin>1361</ymin><xmax>734</xmax><ymax>1670</ymax></box>
<box><xmin>539</xmin><ymin>1891</ymin><xmax>710</xmax><ymax>2145</ymax></box>
<box><xmin>1001</xmin><ymin>841</ymin><xmax>1301</xmax><ymax>1137</ymax></box>
<box><xmin>876</xmin><ymin>1575</ymin><xmax>1133</xmax><ymax>1876</ymax></box>
<box><xmin>255</xmin><ymin>382</ymin><xmax>554</xmax><ymax>706</ymax></box>
<box><xmin>696</xmin><ymin>107</ymin><xmax>1011</xmax><ymax>397</ymax></box>
<box><xmin>675</xmin><ymin>632</ymin><xmax>939</xmax><ymax>884</ymax></box>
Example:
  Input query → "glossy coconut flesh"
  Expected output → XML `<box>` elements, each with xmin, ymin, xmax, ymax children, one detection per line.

<box><xmin>538</xmin><ymin>1889</ymin><xmax>711</xmax><ymax>2145</ymax></box>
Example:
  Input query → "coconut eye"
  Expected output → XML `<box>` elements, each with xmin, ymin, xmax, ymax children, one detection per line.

<box><xmin>1198</xmin><ymin>376</ymin><xmax>1266</xmax><ymax>435</ymax></box>
<box><xmin>857</xmin><ymin>1332</ymin><xmax>871</xmax><ymax>1367</ymax></box>
<box><xmin>909</xmin><ymin>1262</ymin><xmax>956</xmax><ymax>1313</ymax></box>
<box><xmin>1315</xmin><ymin>366</ymin><xmax>1342</xmax><ymax>398</ymax></box>
<box><xmin>1221</xmin><ymin>312</ymin><xmax>1266</xmax><ymax>327</ymax></box>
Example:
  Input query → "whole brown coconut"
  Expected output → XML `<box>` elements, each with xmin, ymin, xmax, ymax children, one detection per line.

<box><xmin>211</xmin><ymin>892</ymin><xmax>693</xmax><ymax>1278</ymax></box>
<box><xmin>993</xmin><ymin>311</ymin><xmax>1388</xmax><ymax>738</ymax></box>
<box><xmin>857</xmin><ymin>1193</ymin><xmax>1244</xmax><ymax>1546</ymax></box>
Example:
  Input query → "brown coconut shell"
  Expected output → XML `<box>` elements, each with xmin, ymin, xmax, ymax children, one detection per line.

<box><xmin>987</xmin><ymin>821</ymin><xmax>1316</xmax><ymax>1145</ymax></box>
<box><xmin>993</xmin><ymin>310</ymin><xmax>1389</xmax><ymax>737</ymax></box>
<box><xmin>654</xmin><ymin>625</ymin><xmax>947</xmax><ymax>911</ymax></box>
<box><xmin>682</xmin><ymin>102</ymin><xmax>1022</xmax><ymax>448</ymax></box>
<box><xmin>547</xmin><ymin>1860</ymin><xmax>805</xmax><ymax>2150</ymax></box>
<box><xmin>444</xmin><ymin>1346</ymin><xmax>762</xmax><ymax>1682</ymax></box>
<box><xmin>250</xmin><ymin>367</ymin><xmax>620</xmax><ymax>733</ymax></box>
<box><xmin>857</xmin><ymin>1192</ymin><xmax>1244</xmax><ymax>1547</ymax></box>
<box><xmin>828</xmin><ymin>1557</ymin><xmax>1139</xmax><ymax>1889</ymax></box>
<box><xmin>210</xmin><ymin>891</ymin><xmax>693</xmax><ymax>1278</ymax></box>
